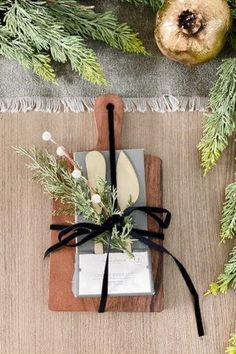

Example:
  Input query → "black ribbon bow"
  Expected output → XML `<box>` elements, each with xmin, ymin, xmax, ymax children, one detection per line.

<box><xmin>44</xmin><ymin>103</ymin><xmax>204</xmax><ymax>337</ymax></box>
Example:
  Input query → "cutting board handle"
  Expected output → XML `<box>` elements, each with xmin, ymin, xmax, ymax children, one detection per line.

<box><xmin>94</xmin><ymin>94</ymin><xmax>124</xmax><ymax>151</ymax></box>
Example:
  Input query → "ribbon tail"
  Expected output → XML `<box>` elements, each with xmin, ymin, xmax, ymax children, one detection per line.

<box><xmin>44</xmin><ymin>242</ymin><xmax>64</xmax><ymax>258</ymax></box>
<box><xmin>50</xmin><ymin>224</ymin><xmax>70</xmax><ymax>230</ymax></box>
<box><xmin>171</xmin><ymin>254</ymin><xmax>204</xmax><ymax>337</ymax></box>
<box><xmin>98</xmin><ymin>250</ymin><xmax>110</xmax><ymax>313</ymax></box>
<box><xmin>132</xmin><ymin>234</ymin><xmax>204</xmax><ymax>337</ymax></box>
<box><xmin>98</xmin><ymin>227</ymin><xmax>112</xmax><ymax>313</ymax></box>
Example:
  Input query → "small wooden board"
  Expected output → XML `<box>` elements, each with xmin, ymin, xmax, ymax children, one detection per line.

<box><xmin>48</xmin><ymin>94</ymin><xmax>163</xmax><ymax>312</ymax></box>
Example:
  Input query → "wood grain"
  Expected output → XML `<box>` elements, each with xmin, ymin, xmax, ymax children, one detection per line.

<box><xmin>0</xmin><ymin>111</ymin><xmax>235</xmax><ymax>354</ymax></box>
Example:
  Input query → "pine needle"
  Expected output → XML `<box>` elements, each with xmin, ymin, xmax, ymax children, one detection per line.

<box><xmin>197</xmin><ymin>58</ymin><xmax>236</xmax><ymax>175</ymax></box>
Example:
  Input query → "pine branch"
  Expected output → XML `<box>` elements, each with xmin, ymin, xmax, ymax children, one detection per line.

<box><xmin>5</xmin><ymin>0</ymin><xmax>106</xmax><ymax>84</ymax></box>
<box><xmin>121</xmin><ymin>0</ymin><xmax>164</xmax><ymax>11</ymax></box>
<box><xmin>220</xmin><ymin>182</ymin><xmax>236</xmax><ymax>241</ymax></box>
<box><xmin>48</xmin><ymin>4</ymin><xmax>148</xmax><ymax>55</ymax></box>
<box><xmin>197</xmin><ymin>58</ymin><xmax>236</xmax><ymax>175</ymax></box>
<box><xmin>226</xmin><ymin>332</ymin><xmax>236</xmax><ymax>354</ymax></box>
<box><xmin>206</xmin><ymin>246</ymin><xmax>236</xmax><ymax>295</ymax></box>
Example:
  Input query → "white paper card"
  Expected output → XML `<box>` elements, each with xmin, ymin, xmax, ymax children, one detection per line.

<box><xmin>76</xmin><ymin>251</ymin><xmax>154</xmax><ymax>297</ymax></box>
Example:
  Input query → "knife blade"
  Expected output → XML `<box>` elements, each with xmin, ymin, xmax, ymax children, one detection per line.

<box><xmin>117</xmin><ymin>151</ymin><xmax>140</xmax><ymax>253</ymax></box>
<box><xmin>117</xmin><ymin>151</ymin><xmax>140</xmax><ymax>210</ymax></box>
<box><xmin>86</xmin><ymin>150</ymin><xmax>106</xmax><ymax>254</ymax></box>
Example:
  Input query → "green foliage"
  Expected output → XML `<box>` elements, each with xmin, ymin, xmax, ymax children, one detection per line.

<box><xmin>197</xmin><ymin>58</ymin><xmax>236</xmax><ymax>175</ymax></box>
<box><xmin>121</xmin><ymin>0</ymin><xmax>164</xmax><ymax>11</ymax></box>
<box><xmin>206</xmin><ymin>246</ymin><xmax>236</xmax><ymax>295</ymax></box>
<box><xmin>0</xmin><ymin>0</ymin><xmax>148</xmax><ymax>84</ymax></box>
<box><xmin>226</xmin><ymin>332</ymin><xmax>236</xmax><ymax>354</ymax></box>
<box><xmin>220</xmin><ymin>182</ymin><xmax>236</xmax><ymax>241</ymax></box>
<box><xmin>15</xmin><ymin>146</ymin><xmax>134</xmax><ymax>255</ymax></box>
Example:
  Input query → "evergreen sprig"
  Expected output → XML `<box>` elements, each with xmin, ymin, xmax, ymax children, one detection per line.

<box><xmin>15</xmin><ymin>145</ymin><xmax>135</xmax><ymax>255</ymax></box>
<box><xmin>206</xmin><ymin>246</ymin><xmax>236</xmax><ymax>295</ymax></box>
<box><xmin>197</xmin><ymin>58</ymin><xmax>236</xmax><ymax>175</ymax></box>
<box><xmin>220</xmin><ymin>182</ymin><xmax>236</xmax><ymax>241</ymax></box>
<box><xmin>226</xmin><ymin>333</ymin><xmax>236</xmax><ymax>354</ymax></box>
<box><xmin>48</xmin><ymin>4</ymin><xmax>148</xmax><ymax>55</ymax></box>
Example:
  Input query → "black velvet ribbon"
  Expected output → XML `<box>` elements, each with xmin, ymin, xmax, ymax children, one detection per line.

<box><xmin>44</xmin><ymin>104</ymin><xmax>204</xmax><ymax>337</ymax></box>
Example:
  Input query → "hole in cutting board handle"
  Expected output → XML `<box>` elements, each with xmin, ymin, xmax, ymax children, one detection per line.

<box><xmin>106</xmin><ymin>103</ymin><xmax>114</xmax><ymax>110</ymax></box>
<box><xmin>94</xmin><ymin>94</ymin><xmax>124</xmax><ymax>151</ymax></box>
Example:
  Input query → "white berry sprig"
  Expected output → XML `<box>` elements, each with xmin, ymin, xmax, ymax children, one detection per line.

<box><xmin>42</xmin><ymin>131</ymin><xmax>80</xmax><ymax>172</ymax></box>
<box><xmin>42</xmin><ymin>131</ymin><xmax>105</xmax><ymax>210</ymax></box>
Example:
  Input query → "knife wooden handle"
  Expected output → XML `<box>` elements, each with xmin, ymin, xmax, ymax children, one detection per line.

<box><xmin>94</xmin><ymin>94</ymin><xmax>124</xmax><ymax>151</ymax></box>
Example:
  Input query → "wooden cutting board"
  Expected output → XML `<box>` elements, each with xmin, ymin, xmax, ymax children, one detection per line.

<box><xmin>48</xmin><ymin>94</ymin><xmax>163</xmax><ymax>312</ymax></box>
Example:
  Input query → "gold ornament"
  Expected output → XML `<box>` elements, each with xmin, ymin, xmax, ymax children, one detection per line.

<box><xmin>154</xmin><ymin>0</ymin><xmax>232</xmax><ymax>65</ymax></box>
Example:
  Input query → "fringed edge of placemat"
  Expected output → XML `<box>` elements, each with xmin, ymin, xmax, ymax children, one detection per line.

<box><xmin>0</xmin><ymin>96</ymin><xmax>209</xmax><ymax>113</ymax></box>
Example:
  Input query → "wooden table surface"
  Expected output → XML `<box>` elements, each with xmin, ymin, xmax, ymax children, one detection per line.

<box><xmin>0</xmin><ymin>111</ymin><xmax>235</xmax><ymax>354</ymax></box>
